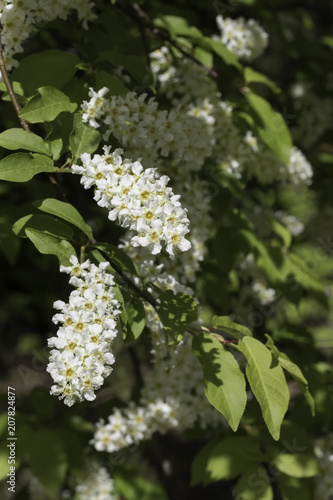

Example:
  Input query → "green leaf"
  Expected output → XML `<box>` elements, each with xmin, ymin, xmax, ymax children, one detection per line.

<box><xmin>272</xmin><ymin>453</ymin><xmax>319</xmax><ymax>478</ymax></box>
<box><xmin>0</xmin><ymin>81</ymin><xmax>25</xmax><ymax>101</ymax></box>
<box><xmin>0</xmin><ymin>152</ymin><xmax>56</xmax><ymax>182</ymax></box>
<box><xmin>192</xmin><ymin>332</ymin><xmax>246</xmax><ymax>431</ymax></box>
<box><xmin>33</xmin><ymin>198</ymin><xmax>94</xmax><ymax>240</ymax></box>
<box><xmin>13</xmin><ymin>214</ymin><xmax>74</xmax><ymax>240</ymax></box>
<box><xmin>154</xmin><ymin>15</ymin><xmax>203</xmax><ymax>38</ymax></box>
<box><xmin>69</xmin><ymin>113</ymin><xmax>100</xmax><ymax>160</ymax></box>
<box><xmin>277</xmin><ymin>474</ymin><xmax>312</xmax><ymax>500</ymax></box>
<box><xmin>30</xmin><ymin>429</ymin><xmax>68</xmax><ymax>498</ymax></box>
<box><xmin>127</xmin><ymin>298</ymin><xmax>146</xmax><ymax>340</ymax></box>
<box><xmin>244</xmin><ymin>67</ymin><xmax>281</xmax><ymax>94</ymax></box>
<box><xmin>245</xmin><ymin>90</ymin><xmax>293</xmax><ymax>164</ymax></box>
<box><xmin>265</xmin><ymin>334</ymin><xmax>315</xmax><ymax>416</ymax></box>
<box><xmin>69</xmin><ymin>415</ymin><xmax>95</xmax><ymax>434</ymax></box>
<box><xmin>25</xmin><ymin>228</ymin><xmax>76</xmax><ymax>266</ymax></box>
<box><xmin>267</xmin><ymin>215</ymin><xmax>292</xmax><ymax>248</ymax></box>
<box><xmin>288</xmin><ymin>252</ymin><xmax>328</xmax><ymax>308</ymax></box>
<box><xmin>212</xmin><ymin>315</ymin><xmax>253</xmax><ymax>339</ymax></box>
<box><xmin>19</xmin><ymin>86</ymin><xmax>77</xmax><ymax>123</ymax></box>
<box><xmin>319</xmin><ymin>152</ymin><xmax>333</xmax><ymax>164</ymax></box>
<box><xmin>190</xmin><ymin>437</ymin><xmax>219</xmax><ymax>486</ymax></box>
<box><xmin>0</xmin><ymin>129</ymin><xmax>51</xmax><ymax>155</ymax></box>
<box><xmin>47</xmin><ymin>138</ymin><xmax>63</xmax><ymax>161</ymax></box>
<box><xmin>94</xmin><ymin>242</ymin><xmax>138</xmax><ymax>276</ymax></box>
<box><xmin>95</xmin><ymin>71</ymin><xmax>129</xmax><ymax>95</ymax></box>
<box><xmin>235</xmin><ymin>465</ymin><xmax>273</xmax><ymax>500</ymax></box>
<box><xmin>238</xmin><ymin>337</ymin><xmax>290</xmax><ymax>440</ymax></box>
<box><xmin>203</xmin><ymin>38</ymin><xmax>242</xmax><ymax>69</ymax></box>
<box><xmin>194</xmin><ymin>46</ymin><xmax>213</xmax><ymax>67</ymax></box>
<box><xmin>205</xmin><ymin>436</ymin><xmax>265</xmax><ymax>482</ymax></box>
<box><xmin>11</xmin><ymin>50</ymin><xmax>80</xmax><ymax>96</ymax></box>
<box><xmin>158</xmin><ymin>290</ymin><xmax>198</xmax><ymax>343</ymax></box>
<box><xmin>240</xmin><ymin>229</ymin><xmax>291</xmax><ymax>285</ymax></box>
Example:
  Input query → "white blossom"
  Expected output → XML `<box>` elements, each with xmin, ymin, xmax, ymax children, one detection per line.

<box><xmin>72</xmin><ymin>147</ymin><xmax>191</xmax><ymax>258</ymax></box>
<box><xmin>47</xmin><ymin>256</ymin><xmax>120</xmax><ymax>406</ymax></box>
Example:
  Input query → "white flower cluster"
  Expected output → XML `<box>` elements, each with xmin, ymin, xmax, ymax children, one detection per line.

<box><xmin>213</xmin><ymin>15</ymin><xmax>269</xmax><ymax>61</ymax></box>
<box><xmin>75</xmin><ymin>464</ymin><xmax>119</xmax><ymax>500</ymax></box>
<box><xmin>287</xmin><ymin>147</ymin><xmax>313</xmax><ymax>185</ymax></box>
<box><xmin>92</xmin><ymin>400</ymin><xmax>179</xmax><ymax>453</ymax></box>
<box><xmin>92</xmin><ymin>329</ymin><xmax>224</xmax><ymax>454</ymax></box>
<box><xmin>72</xmin><ymin>146</ymin><xmax>191</xmax><ymax>258</ymax></box>
<box><xmin>314</xmin><ymin>434</ymin><xmax>333</xmax><ymax>499</ymax></box>
<box><xmin>79</xmin><ymin>46</ymin><xmax>316</xmax><ymax>456</ymax></box>
<box><xmin>0</xmin><ymin>0</ymin><xmax>96</xmax><ymax>76</ymax></box>
<box><xmin>82</xmin><ymin>87</ymin><xmax>110</xmax><ymax>130</ymax></box>
<box><xmin>81</xmin><ymin>52</ymin><xmax>315</xmax><ymax>194</ymax></box>
<box><xmin>79</xmin><ymin>51</ymin><xmax>313</xmax><ymax>290</ymax></box>
<box><xmin>246</xmin><ymin>205</ymin><xmax>304</xmax><ymax>240</ymax></box>
<box><xmin>149</xmin><ymin>53</ymin><xmax>313</xmax><ymax>188</ymax></box>
<box><xmin>47</xmin><ymin>256</ymin><xmax>120</xmax><ymax>407</ymax></box>
<box><xmin>92</xmin><ymin>243</ymin><xmax>224</xmax><ymax>455</ymax></box>
<box><xmin>80</xmin><ymin>79</ymin><xmax>217</xmax><ymax>276</ymax></box>
<box><xmin>248</xmin><ymin>146</ymin><xmax>313</xmax><ymax>186</ymax></box>
<box><xmin>81</xmin><ymin>89</ymin><xmax>214</xmax><ymax>174</ymax></box>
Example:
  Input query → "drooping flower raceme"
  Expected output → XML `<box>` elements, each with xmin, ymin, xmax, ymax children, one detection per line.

<box><xmin>91</xmin><ymin>240</ymin><xmax>225</xmax><ymax>455</ymax></box>
<box><xmin>47</xmin><ymin>256</ymin><xmax>120</xmax><ymax>406</ymax></box>
<box><xmin>72</xmin><ymin>147</ymin><xmax>191</xmax><ymax>258</ymax></box>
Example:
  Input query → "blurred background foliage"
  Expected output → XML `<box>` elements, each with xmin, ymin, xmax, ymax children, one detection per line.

<box><xmin>0</xmin><ymin>0</ymin><xmax>333</xmax><ymax>499</ymax></box>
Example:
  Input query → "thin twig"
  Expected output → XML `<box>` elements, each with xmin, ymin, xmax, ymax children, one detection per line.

<box><xmin>97</xmin><ymin>247</ymin><xmax>159</xmax><ymax>311</ymax></box>
<box><xmin>117</xmin><ymin>0</ymin><xmax>218</xmax><ymax>79</ymax></box>
<box><xmin>0</xmin><ymin>22</ymin><xmax>68</xmax><ymax>202</ymax></box>
<box><xmin>47</xmin><ymin>173</ymin><xmax>68</xmax><ymax>202</ymax></box>
<box><xmin>0</xmin><ymin>23</ymin><xmax>29</xmax><ymax>131</ymax></box>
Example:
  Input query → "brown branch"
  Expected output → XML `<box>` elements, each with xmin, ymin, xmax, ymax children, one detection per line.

<box><xmin>117</xmin><ymin>0</ymin><xmax>218</xmax><ymax>79</ymax></box>
<box><xmin>0</xmin><ymin>23</ymin><xmax>29</xmax><ymax>131</ymax></box>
